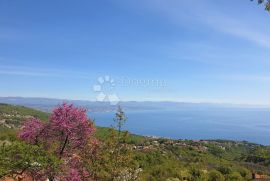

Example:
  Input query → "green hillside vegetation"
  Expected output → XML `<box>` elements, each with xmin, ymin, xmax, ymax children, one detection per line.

<box><xmin>0</xmin><ymin>104</ymin><xmax>270</xmax><ymax>181</ymax></box>
<box><xmin>0</xmin><ymin>103</ymin><xmax>48</xmax><ymax>127</ymax></box>
<box><xmin>0</xmin><ymin>104</ymin><xmax>49</xmax><ymax>141</ymax></box>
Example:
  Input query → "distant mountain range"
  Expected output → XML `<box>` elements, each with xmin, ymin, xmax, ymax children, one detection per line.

<box><xmin>0</xmin><ymin>97</ymin><xmax>268</xmax><ymax>113</ymax></box>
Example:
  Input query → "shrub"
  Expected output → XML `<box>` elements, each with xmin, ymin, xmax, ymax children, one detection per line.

<box><xmin>208</xmin><ymin>170</ymin><xmax>225</xmax><ymax>181</ymax></box>
<box><xmin>226</xmin><ymin>172</ymin><xmax>244</xmax><ymax>181</ymax></box>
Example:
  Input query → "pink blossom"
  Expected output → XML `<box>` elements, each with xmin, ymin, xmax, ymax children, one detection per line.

<box><xmin>60</xmin><ymin>168</ymin><xmax>82</xmax><ymax>181</ymax></box>
<box><xmin>49</xmin><ymin>103</ymin><xmax>95</xmax><ymax>154</ymax></box>
<box><xmin>19</xmin><ymin>118</ymin><xmax>45</xmax><ymax>144</ymax></box>
<box><xmin>18</xmin><ymin>103</ymin><xmax>96</xmax><ymax>180</ymax></box>
<box><xmin>57</xmin><ymin>155</ymin><xmax>90</xmax><ymax>181</ymax></box>
<box><xmin>19</xmin><ymin>103</ymin><xmax>95</xmax><ymax>154</ymax></box>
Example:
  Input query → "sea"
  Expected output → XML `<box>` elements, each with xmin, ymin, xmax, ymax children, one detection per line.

<box><xmin>89</xmin><ymin>108</ymin><xmax>270</xmax><ymax>145</ymax></box>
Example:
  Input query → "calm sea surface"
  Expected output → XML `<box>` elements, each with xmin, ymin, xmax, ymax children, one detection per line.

<box><xmin>89</xmin><ymin>109</ymin><xmax>270</xmax><ymax>145</ymax></box>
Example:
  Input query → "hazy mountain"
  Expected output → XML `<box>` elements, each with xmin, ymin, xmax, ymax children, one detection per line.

<box><xmin>0</xmin><ymin>97</ymin><xmax>267</xmax><ymax>113</ymax></box>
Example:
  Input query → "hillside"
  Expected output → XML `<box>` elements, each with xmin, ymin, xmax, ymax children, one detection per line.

<box><xmin>0</xmin><ymin>104</ymin><xmax>49</xmax><ymax>142</ymax></box>
<box><xmin>0</xmin><ymin>104</ymin><xmax>270</xmax><ymax>180</ymax></box>
<box><xmin>0</xmin><ymin>103</ymin><xmax>49</xmax><ymax>129</ymax></box>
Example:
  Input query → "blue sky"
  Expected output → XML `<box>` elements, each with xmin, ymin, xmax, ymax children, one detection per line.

<box><xmin>1</xmin><ymin>0</ymin><xmax>270</xmax><ymax>104</ymax></box>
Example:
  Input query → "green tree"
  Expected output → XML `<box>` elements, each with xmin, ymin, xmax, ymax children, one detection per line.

<box><xmin>114</xmin><ymin>106</ymin><xmax>127</xmax><ymax>142</ymax></box>
<box><xmin>226</xmin><ymin>172</ymin><xmax>244</xmax><ymax>181</ymax></box>
<box><xmin>189</xmin><ymin>166</ymin><xmax>207</xmax><ymax>181</ymax></box>
<box><xmin>237</xmin><ymin>167</ymin><xmax>252</xmax><ymax>180</ymax></box>
<box><xmin>217</xmin><ymin>165</ymin><xmax>232</xmax><ymax>175</ymax></box>
<box><xmin>208</xmin><ymin>170</ymin><xmax>225</xmax><ymax>181</ymax></box>
<box><xmin>0</xmin><ymin>141</ymin><xmax>60</xmax><ymax>180</ymax></box>
<box><xmin>83</xmin><ymin>106</ymin><xmax>139</xmax><ymax>181</ymax></box>
<box><xmin>143</xmin><ymin>164</ymin><xmax>183</xmax><ymax>181</ymax></box>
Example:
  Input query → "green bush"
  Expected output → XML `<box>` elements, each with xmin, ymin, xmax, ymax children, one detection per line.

<box><xmin>0</xmin><ymin>141</ymin><xmax>60</xmax><ymax>179</ymax></box>
<box><xmin>217</xmin><ymin>165</ymin><xmax>232</xmax><ymax>175</ymax></box>
<box><xmin>226</xmin><ymin>172</ymin><xmax>244</xmax><ymax>181</ymax></box>
<box><xmin>237</xmin><ymin>167</ymin><xmax>252</xmax><ymax>180</ymax></box>
<box><xmin>208</xmin><ymin>170</ymin><xmax>225</xmax><ymax>181</ymax></box>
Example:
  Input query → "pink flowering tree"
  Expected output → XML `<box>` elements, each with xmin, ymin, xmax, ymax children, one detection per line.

<box><xmin>49</xmin><ymin>103</ymin><xmax>95</xmax><ymax>156</ymax></box>
<box><xmin>18</xmin><ymin>103</ymin><xmax>96</xmax><ymax>180</ymax></box>
<box><xmin>19</xmin><ymin>118</ymin><xmax>46</xmax><ymax>144</ymax></box>
<box><xmin>57</xmin><ymin>154</ymin><xmax>90</xmax><ymax>181</ymax></box>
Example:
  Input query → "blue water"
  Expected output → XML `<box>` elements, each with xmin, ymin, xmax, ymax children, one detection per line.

<box><xmin>89</xmin><ymin>109</ymin><xmax>270</xmax><ymax>145</ymax></box>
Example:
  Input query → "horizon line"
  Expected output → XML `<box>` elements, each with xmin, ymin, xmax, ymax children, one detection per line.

<box><xmin>1</xmin><ymin>96</ymin><xmax>270</xmax><ymax>107</ymax></box>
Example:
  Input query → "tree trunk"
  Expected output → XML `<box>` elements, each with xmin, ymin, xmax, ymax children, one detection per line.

<box><xmin>59</xmin><ymin>134</ymin><xmax>69</xmax><ymax>156</ymax></box>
